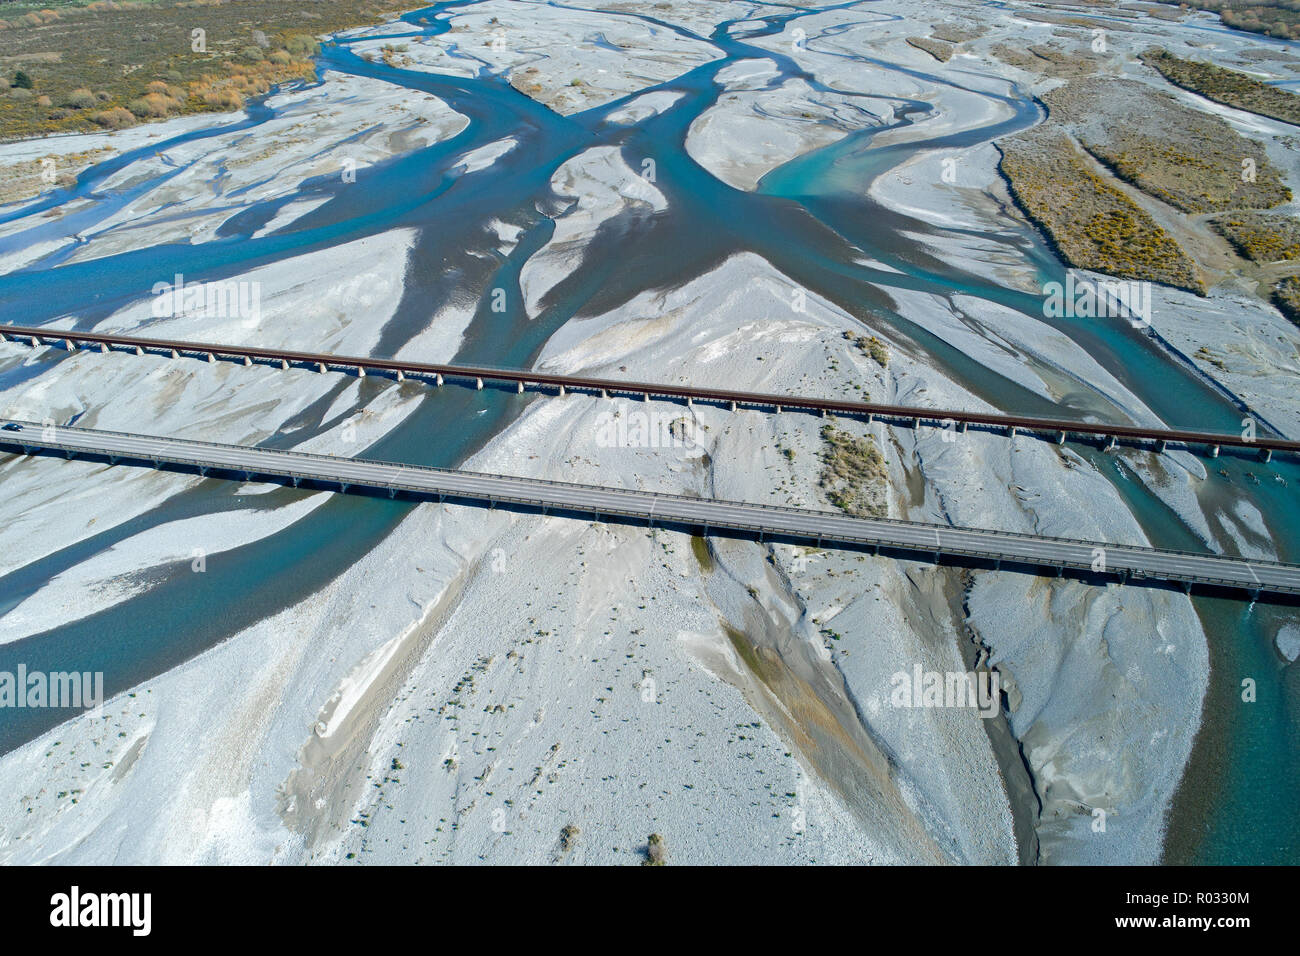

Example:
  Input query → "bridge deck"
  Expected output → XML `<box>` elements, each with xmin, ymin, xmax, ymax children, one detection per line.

<box><xmin>3</xmin><ymin>419</ymin><xmax>1296</xmax><ymax>599</ymax></box>
<box><xmin>2</xmin><ymin>324</ymin><xmax>1296</xmax><ymax>456</ymax></box>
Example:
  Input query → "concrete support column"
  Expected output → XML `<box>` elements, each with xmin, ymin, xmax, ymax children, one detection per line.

<box><xmin>436</xmin><ymin>373</ymin><xmax>444</xmax><ymax>386</ymax></box>
<box><xmin>317</xmin><ymin>362</ymin><xmax>326</xmax><ymax>373</ymax></box>
<box><xmin>396</xmin><ymin>369</ymin><xmax>405</xmax><ymax>382</ymax></box>
<box><xmin>475</xmin><ymin>377</ymin><xmax>483</xmax><ymax>390</ymax></box>
<box><xmin>357</xmin><ymin>365</ymin><xmax>366</xmax><ymax>378</ymax></box>
<box><xmin>243</xmin><ymin>355</ymin><xmax>252</xmax><ymax>367</ymax></box>
<box><xmin>281</xmin><ymin>359</ymin><xmax>289</xmax><ymax>370</ymax></box>
<box><xmin>1208</xmin><ymin>444</ymin><xmax>1219</xmax><ymax>459</ymax></box>
<box><xmin>517</xmin><ymin>381</ymin><xmax>524</xmax><ymax>393</ymax></box>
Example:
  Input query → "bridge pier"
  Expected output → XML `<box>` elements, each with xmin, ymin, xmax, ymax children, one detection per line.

<box><xmin>774</xmin><ymin>404</ymin><xmax>782</xmax><ymax>414</ymax></box>
<box><xmin>959</xmin><ymin>421</ymin><xmax>968</xmax><ymax>434</ymax></box>
<box><xmin>65</xmin><ymin>339</ymin><xmax>74</xmax><ymax>351</ymax></box>
<box><xmin>558</xmin><ymin>384</ymin><xmax>566</xmax><ymax>396</ymax></box>
<box><xmin>436</xmin><ymin>373</ymin><xmax>444</xmax><ymax>386</ymax></box>
<box><xmin>281</xmin><ymin>359</ymin><xmax>290</xmax><ymax>371</ymax></box>
<box><xmin>396</xmin><ymin>369</ymin><xmax>405</xmax><ymax>382</ymax></box>
<box><xmin>357</xmin><ymin>365</ymin><xmax>366</xmax><ymax>378</ymax></box>
<box><xmin>603</xmin><ymin>389</ymin><xmax>610</xmax><ymax>399</ymax></box>
<box><xmin>1261</xmin><ymin>448</ymin><xmax>1272</xmax><ymax>463</ymax></box>
<box><xmin>644</xmin><ymin>392</ymin><xmax>651</xmax><ymax>403</ymax></box>
<box><xmin>171</xmin><ymin>349</ymin><xmax>180</xmax><ymax>359</ymax></box>
<box><xmin>207</xmin><ymin>352</ymin><xmax>215</xmax><ymax>363</ymax></box>
<box><xmin>1008</xmin><ymin>426</ymin><xmax>1017</xmax><ymax>438</ymax></box>
<box><xmin>1104</xmin><ymin>435</ymin><xmax>1117</xmax><ymax>452</ymax></box>
<box><xmin>243</xmin><ymin>355</ymin><xmax>252</xmax><ymax>367</ymax></box>
<box><xmin>476</xmin><ymin>377</ymin><xmax>483</xmax><ymax>390</ymax></box>
<box><xmin>100</xmin><ymin>342</ymin><xmax>109</xmax><ymax>354</ymax></box>
<box><xmin>1155</xmin><ymin>439</ymin><xmax>1166</xmax><ymax>453</ymax></box>
<box><xmin>729</xmin><ymin>401</ymin><xmax>737</xmax><ymax>412</ymax></box>
<box><xmin>1208</xmin><ymin>444</ymin><xmax>1219</xmax><ymax>459</ymax></box>
<box><xmin>517</xmin><ymin>381</ymin><xmax>524</xmax><ymax>394</ymax></box>
<box><xmin>1056</xmin><ymin>431</ymin><xmax>1066</xmax><ymax>445</ymax></box>
<box><xmin>317</xmin><ymin>362</ymin><xmax>326</xmax><ymax>373</ymax></box>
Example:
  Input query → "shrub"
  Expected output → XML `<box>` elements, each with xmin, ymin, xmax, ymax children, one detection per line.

<box><xmin>35</xmin><ymin>94</ymin><xmax>51</xmax><ymax>107</ymax></box>
<box><xmin>643</xmin><ymin>833</ymin><xmax>666</xmax><ymax>866</ymax></box>
<box><xmin>60</xmin><ymin>88</ymin><xmax>98</xmax><ymax>109</ymax></box>
<box><xmin>8</xmin><ymin>88</ymin><xmax>33</xmax><ymax>102</ymax></box>
<box><xmin>284</xmin><ymin>34</ymin><xmax>319</xmax><ymax>57</ymax></box>
<box><xmin>13</xmin><ymin>71</ymin><xmax>33</xmax><ymax>90</ymax></box>
<box><xmin>92</xmin><ymin>107</ymin><xmax>135</xmax><ymax>129</ymax></box>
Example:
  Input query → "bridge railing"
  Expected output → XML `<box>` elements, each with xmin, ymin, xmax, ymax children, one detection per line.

<box><xmin>5</xmin><ymin>418</ymin><xmax>1296</xmax><ymax>574</ymax></box>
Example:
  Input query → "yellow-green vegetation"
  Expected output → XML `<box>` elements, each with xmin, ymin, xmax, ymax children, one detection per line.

<box><xmin>689</xmin><ymin>534</ymin><xmax>714</xmax><ymax>574</ymax></box>
<box><xmin>1271</xmin><ymin>275</ymin><xmax>1300</xmax><ymax>326</ymax></box>
<box><xmin>997</xmin><ymin>126</ymin><xmax>1203</xmax><ymax>292</ymax></box>
<box><xmin>843</xmin><ymin>329</ymin><xmax>888</xmax><ymax>366</ymax></box>
<box><xmin>1042</xmin><ymin>77</ymin><xmax>1291</xmax><ymax>215</ymax></box>
<box><xmin>1142</xmin><ymin>48</ymin><xmax>1300</xmax><ymax>126</ymax></box>
<box><xmin>0</xmin><ymin>0</ymin><xmax>418</xmax><ymax>141</ymax></box>
<box><xmin>1210</xmin><ymin>212</ymin><xmax>1300</xmax><ymax>263</ymax></box>
<box><xmin>905</xmin><ymin>36</ymin><xmax>953</xmax><ymax>63</ymax></box>
<box><xmin>818</xmin><ymin>423</ymin><xmax>887</xmax><ymax>519</ymax></box>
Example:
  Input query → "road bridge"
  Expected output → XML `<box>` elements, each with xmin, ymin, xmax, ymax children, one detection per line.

<box><xmin>2</xmin><ymin>418</ymin><xmax>1296</xmax><ymax>601</ymax></box>
<box><xmin>1</xmin><ymin>324</ymin><xmax>1294</xmax><ymax>461</ymax></box>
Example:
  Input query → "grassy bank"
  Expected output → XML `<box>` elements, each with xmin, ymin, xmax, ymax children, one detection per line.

<box><xmin>0</xmin><ymin>0</ymin><xmax>418</xmax><ymax>142</ymax></box>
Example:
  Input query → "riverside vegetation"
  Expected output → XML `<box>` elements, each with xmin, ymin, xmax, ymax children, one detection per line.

<box><xmin>0</xmin><ymin>0</ymin><xmax>417</xmax><ymax>142</ymax></box>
